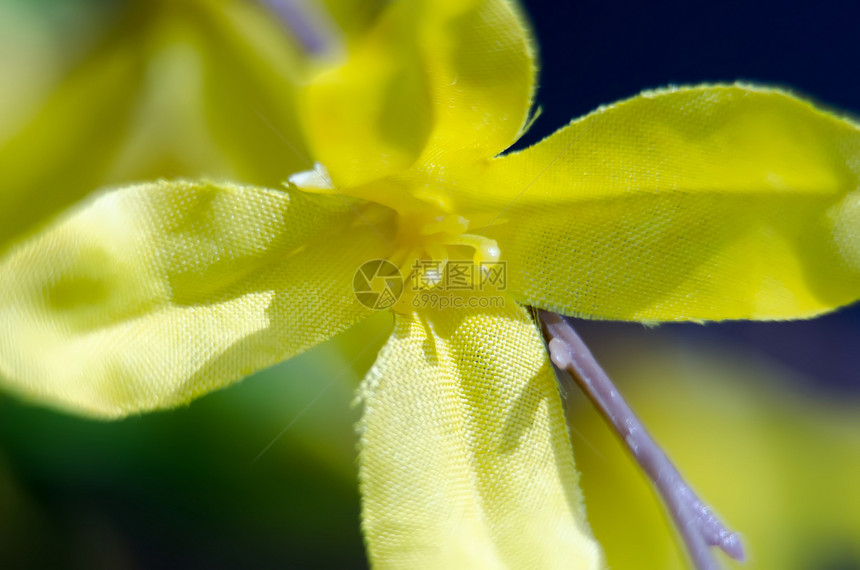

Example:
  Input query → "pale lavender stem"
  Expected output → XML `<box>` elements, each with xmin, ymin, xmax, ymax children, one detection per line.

<box><xmin>539</xmin><ymin>310</ymin><xmax>745</xmax><ymax>570</ymax></box>
<box><xmin>258</xmin><ymin>0</ymin><xmax>337</xmax><ymax>56</ymax></box>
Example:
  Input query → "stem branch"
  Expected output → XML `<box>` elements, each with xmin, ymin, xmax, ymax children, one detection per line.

<box><xmin>538</xmin><ymin>310</ymin><xmax>745</xmax><ymax>570</ymax></box>
<box><xmin>258</xmin><ymin>0</ymin><xmax>337</xmax><ymax>56</ymax></box>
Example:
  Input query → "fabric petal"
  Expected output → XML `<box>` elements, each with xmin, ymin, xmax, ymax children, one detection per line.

<box><xmin>0</xmin><ymin>0</ymin><xmax>312</xmax><ymax>252</ymax></box>
<box><xmin>189</xmin><ymin>0</ymin><xmax>316</xmax><ymax>185</ymax></box>
<box><xmin>463</xmin><ymin>85</ymin><xmax>860</xmax><ymax>321</ymax></box>
<box><xmin>0</xmin><ymin>20</ymin><xmax>143</xmax><ymax>250</ymax></box>
<box><xmin>357</xmin><ymin>300</ymin><xmax>601</xmax><ymax>568</ymax></box>
<box><xmin>303</xmin><ymin>0</ymin><xmax>536</xmax><ymax>187</ymax></box>
<box><xmin>0</xmin><ymin>180</ymin><xmax>392</xmax><ymax>417</ymax></box>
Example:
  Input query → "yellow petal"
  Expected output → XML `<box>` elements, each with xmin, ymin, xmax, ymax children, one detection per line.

<box><xmin>303</xmin><ymin>0</ymin><xmax>535</xmax><ymax>187</ymax></box>
<box><xmin>0</xmin><ymin>23</ymin><xmax>142</xmax><ymax>250</ymax></box>
<box><xmin>467</xmin><ymin>85</ymin><xmax>860</xmax><ymax>321</ymax></box>
<box><xmin>187</xmin><ymin>0</ymin><xmax>315</xmax><ymax>185</ymax></box>
<box><xmin>0</xmin><ymin>180</ymin><xmax>392</xmax><ymax>417</ymax></box>
<box><xmin>357</xmin><ymin>300</ymin><xmax>601</xmax><ymax>568</ymax></box>
<box><xmin>0</xmin><ymin>0</ymin><xmax>311</xmax><ymax>251</ymax></box>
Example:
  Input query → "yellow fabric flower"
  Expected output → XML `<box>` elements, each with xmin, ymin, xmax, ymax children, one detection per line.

<box><xmin>2</xmin><ymin>0</ymin><xmax>860</xmax><ymax>567</ymax></box>
<box><xmin>0</xmin><ymin>0</ymin><xmax>314</xmax><ymax>249</ymax></box>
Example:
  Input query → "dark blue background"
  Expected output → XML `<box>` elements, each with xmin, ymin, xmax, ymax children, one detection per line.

<box><xmin>520</xmin><ymin>0</ymin><xmax>860</xmax><ymax>395</ymax></box>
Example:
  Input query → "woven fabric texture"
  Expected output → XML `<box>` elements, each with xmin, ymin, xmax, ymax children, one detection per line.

<box><xmin>303</xmin><ymin>0</ymin><xmax>534</xmax><ymax>188</ymax></box>
<box><xmin>473</xmin><ymin>86</ymin><xmax>860</xmax><ymax>321</ymax></box>
<box><xmin>2</xmin><ymin>0</ymin><xmax>860</xmax><ymax>568</ymax></box>
<box><xmin>0</xmin><ymin>180</ymin><xmax>386</xmax><ymax>416</ymax></box>
<box><xmin>358</xmin><ymin>301</ymin><xmax>600</xmax><ymax>568</ymax></box>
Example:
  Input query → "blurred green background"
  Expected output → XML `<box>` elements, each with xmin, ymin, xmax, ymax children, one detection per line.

<box><xmin>1</xmin><ymin>0</ymin><xmax>859</xmax><ymax>568</ymax></box>
<box><xmin>0</xmin><ymin>311</ymin><xmax>391</xmax><ymax>568</ymax></box>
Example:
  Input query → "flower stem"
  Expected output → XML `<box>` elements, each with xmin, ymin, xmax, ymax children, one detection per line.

<box><xmin>538</xmin><ymin>310</ymin><xmax>745</xmax><ymax>570</ymax></box>
<box><xmin>258</xmin><ymin>0</ymin><xmax>338</xmax><ymax>56</ymax></box>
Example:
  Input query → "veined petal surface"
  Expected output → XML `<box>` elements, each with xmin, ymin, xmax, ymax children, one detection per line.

<box><xmin>465</xmin><ymin>86</ymin><xmax>860</xmax><ymax>321</ymax></box>
<box><xmin>357</xmin><ymin>300</ymin><xmax>601</xmax><ymax>568</ymax></box>
<box><xmin>0</xmin><ymin>180</ymin><xmax>391</xmax><ymax>417</ymax></box>
<box><xmin>303</xmin><ymin>0</ymin><xmax>535</xmax><ymax>187</ymax></box>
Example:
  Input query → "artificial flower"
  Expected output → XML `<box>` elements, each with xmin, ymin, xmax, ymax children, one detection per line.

<box><xmin>2</xmin><ymin>0</ymin><xmax>859</xmax><ymax>567</ymax></box>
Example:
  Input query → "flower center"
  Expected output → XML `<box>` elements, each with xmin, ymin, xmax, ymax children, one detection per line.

<box><xmin>289</xmin><ymin>162</ymin><xmax>501</xmax><ymax>290</ymax></box>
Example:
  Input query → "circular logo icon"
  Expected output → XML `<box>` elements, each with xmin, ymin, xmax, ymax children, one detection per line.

<box><xmin>353</xmin><ymin>259</ymin><xmax>403</xmax><ymax>310</ymax></box>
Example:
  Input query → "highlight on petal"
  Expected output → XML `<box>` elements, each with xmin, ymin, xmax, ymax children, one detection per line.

<box><xmin>303</xmin><ymin>0</ymin><xmax>536</xmax><ymax>187</ymax></box>
<box><xmin>357</xmin><ymin>300</ymin><xmax>601</xmax><ymax>568</ymax></box>
<box><xmin>0</xmin><ymin>180</ymin><xmax>392</xmax><ymax>418</ymax></box>
<box><xmin>468</xmin><ymin>85</ymin><xmax>860</xmax><ymax>321</ymax></box>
